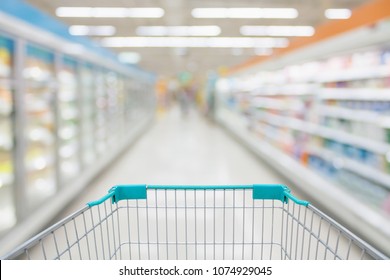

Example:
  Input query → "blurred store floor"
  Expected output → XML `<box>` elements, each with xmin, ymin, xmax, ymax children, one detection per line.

<box><xmin>57</xmin><ymin>106</ymin><xmax>306</xmax><ymax>219</ymax></box>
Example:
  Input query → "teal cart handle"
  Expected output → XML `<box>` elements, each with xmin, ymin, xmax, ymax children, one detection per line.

<box><xmin>87</xmin><ymin>184</ymin><xmax>310</xmax><ymax>207</ymax></box>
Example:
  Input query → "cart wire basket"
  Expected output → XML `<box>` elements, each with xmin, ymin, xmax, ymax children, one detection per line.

<box><xmin>2</xmin><ymin>184</ymin><xmax>388</xmax><ymax>260</ymax></box>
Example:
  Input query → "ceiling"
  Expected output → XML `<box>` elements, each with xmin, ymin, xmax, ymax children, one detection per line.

<box><xmin>25</xmin><ymin>0</ymin><xmax>369</xmax><ymax>77</ymax></box>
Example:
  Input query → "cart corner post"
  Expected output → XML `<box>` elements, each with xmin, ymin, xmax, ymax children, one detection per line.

<box><xmin>86</xmin><ymin>185</ymin><xmax>147</xmax><ymax>207</ymax></box>
<box><xmin>252</xmin><ymin>184</ymin><xmax>310</xmax><ymax>206</ymax></box>
<box><xmin>110</xmin><ymin>185</ymin><xmax>147</xmax><ymax>203</ymax></box>
<box><xmin>252</xmin><ymin>184</ymin><xmax>290</xmax><ymax>203</ymax></box>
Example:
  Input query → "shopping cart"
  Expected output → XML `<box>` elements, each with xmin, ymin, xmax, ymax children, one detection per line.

<box><xmin>1</xmin><ymin>184</ymin><xmax>388</xmax><ymax>260</ymax></box>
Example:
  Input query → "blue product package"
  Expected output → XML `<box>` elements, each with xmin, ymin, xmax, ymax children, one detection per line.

<box><xmin>380</xmin><ymin>49</ymin><xmax>390</xmax><ymax>65</ymax></box>
<box><xmin>365</xmin><ymin>151</ymin><xmax>380</xmax><ymax>169</ymax></box>
<box><xmin>358</xmin><ymin>148</ymin><xmax>368</xmax><ymax>162</ymax></box>
<box><xmin>326</xmin><ymin>160</ymin><xmax>337</xmax><ymax>176</ymax></box>
<box><xmin>343</xmin><ymin>143</ymin><xmax>354</xmax><ymax>158</ymax></box>
<box><xmin>351</xmin><ymin>146</ymin><xmax>361</xmax><ymax>160</ymax></box>
<box><xmin>334</xmin><ymin>141</ymin><xmax>344</xmax><ymax>155</ymax></box>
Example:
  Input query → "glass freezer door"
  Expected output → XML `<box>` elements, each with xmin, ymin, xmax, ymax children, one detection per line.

<box><xmin>58</xmin><ymin>57</ymin><xmax>79</xmax><ymax>183</ymax></box>
<box><xmin>0</xmin><ymin>35</ymin><xmax>16</xmax><ymax>233</ymax></box>
<box><xmin>105</xmin><ymin>71</ymin><xmax>119</xmax><ymax>147</ymax></box>
<box><xmin>23</xmin><ymin>45</ymin><xmax>56</xmax><ymax>210</ymax></box>
<box><xmin>80</xmin><ymin>64</ymin><xmax>96</xmax><ymax>168</ymax></box>
<box><xmin>95</xmin><ymin>69</ymin><xmax>107</xmax><ymax>156</ymax></box>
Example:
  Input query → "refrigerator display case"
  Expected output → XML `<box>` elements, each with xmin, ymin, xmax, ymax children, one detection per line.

<box><xmin>80</xmin><ymin>64</ymin><xmax>96</xmax><ymax>168</ymax></box>
<box><xmin>23</xmin><ymin>44</ymin><xmax>56</xmax><ymax>210</ymax></box>
<box><xmin>95</xmin><ymin>69</ymin><xmax>108</xmax><ymax>156</ymax></box>
<box><xmin>105</xmin><ymin>71</ymin><xmax>120</xmax><ymax>147</ymax></box>
<box><xmin>131</xmin><ymin>80</ymin><xmax>144</xmax><ymax>120</ymax></box>
<box><xmin>57</xmin><ymin>57</ymin><xmax>80</xmax><ymax>183</ymax></box>
<box><xmin>0</xmin><ymin>35</ymin><xmax>16</xmax><ymax>233</ymax></box>
<box><xmin>0</xmin><ymin>0</ymin><xmax>155</xmax><ymax>256</ymax></box>
<box><xmin>116</xmin><ymin>75</ymin><xmax>126</xmax><ymax>139</ymax></box>
<box><xmin>124</xmin><ymin>78</ymin><xmax>135</xmax><ymax>122</ymax></box>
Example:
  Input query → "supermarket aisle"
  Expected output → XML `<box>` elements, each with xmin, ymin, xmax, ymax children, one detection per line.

<box><xmin>25</xmin><ymin>106</ymin><xmax>371</xmax><ymax>260</ymax></box>
<box><xmin>59</xmin><ymin>106</ymin><xmax>303</xmax><ymax>218</ymax></box>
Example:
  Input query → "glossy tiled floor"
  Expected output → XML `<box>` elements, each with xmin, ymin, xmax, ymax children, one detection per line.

<box><xmin>60</xmin><ymin>106</ymin><xmax>304</xmax><ymax>218</ymax></box>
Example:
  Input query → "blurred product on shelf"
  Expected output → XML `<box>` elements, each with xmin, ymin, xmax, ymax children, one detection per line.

<box><xmin>0</xmin><ymin>35</ymin><xmax>16</xmax><ymax>233</ymax></box>
<box><xmin>0</xmin><ymin>1</ymin><xmax>156</xmax><ymax>257</ymax></box>
<box><xmin>218</xmin><ymin>47</ymin><xmax>390</xmax><ymax>214</ymax></box>
<box><xmin>80</xmin><ymin>65</ymin><xmax>96</xmax><ymax>167</ymax></box>
<box><xmin>215</xmin><ymin>25</ymin><xmax>390</xmax><ymax>254</ymax></box>
<box><xmin>24</xmin><ymin>45</ymin><xmax>57</xmax><ymax>211</ymax></box>
<box><xmin>58</xmin><ymin>57</ymin><xmax>79</xmax><ymax>183</ymax></box>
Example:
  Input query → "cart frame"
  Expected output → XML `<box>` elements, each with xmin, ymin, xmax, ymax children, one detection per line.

<box><xmin>1</xmin><ymin>184</ymin><xmax>388</xmax><ymax>260</ymax></box>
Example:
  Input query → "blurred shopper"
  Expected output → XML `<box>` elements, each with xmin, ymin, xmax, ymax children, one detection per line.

<box><xmin>179</xmin><ymin>86</ymin><xmax>191</xmax><ymax>117</ymax></box>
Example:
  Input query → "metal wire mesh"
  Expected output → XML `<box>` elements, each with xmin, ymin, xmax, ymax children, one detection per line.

<box><xmin>4</xmin><ymin>188</ymin><xmax>385</xmax><ymax>260</ymax></box>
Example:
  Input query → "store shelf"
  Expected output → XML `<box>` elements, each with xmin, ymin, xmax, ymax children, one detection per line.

<box><xmin>254</xmin><ymin>111</ymin><xmax>390</xmax><ymax>154</ymax></box>
<box><xmin>308</xmin><ymin>145</ymin><xmax>390</xmax><ymax>190</ymax></box>
<box><xmin>217</xmin><ymin>107</ymin><xmax>390</xmax><ymax>255</ymax></box>
<box><xmin>250</xmin><ymin>84</ymin><xmax>317</xmax><ymax>96</ymax></box>
<box><xmin>251</xmin><ymin>97</ymin><xmax>304</xmax><ymax>111</ymax></box>
<box><xmin>317</xmin><ymin>65</ymin><xmax>390</xmax><ymax>83</ymax></box>
<box><xmin>215</xmin><ymin>8</ymin><xmax>390</xmax><ymax>258</ymax></box>
<box><xmin>254</xmin><ymin>111</ymin><xmax>311</xmax><ymax>131</ymax></box>
<box><xmin>318</xmin><ymin>105</ymin><xmax>387</xmax><ymax>124</ymax></box>
<box><xmin>316</xmin><ymin>124</ymin><xmax>390</xmax><ymax>155</ymax></box>
<box><xmin>319</xmin><ymin>88</ymin><xmax>390</xmax><ymax>100</ymax></box>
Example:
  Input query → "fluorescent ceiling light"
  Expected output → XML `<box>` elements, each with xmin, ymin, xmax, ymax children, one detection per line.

<box><xmin>241</xmin><ymin>26</ymin><xmax>315</xmax><ymax>37</ymax></box>
<box><xmin>56</xmin><ymin>7</ymin><xmax>164</xmax><ymax>18</ymax></box>
<box><xmin>136</xmin><ymin>26</ymin><xmax>221</xmax><ymax>36</ymax></box>
<box><xmin>100</xmin><ymin>37</ymin><xmax>289</xmax><ymax>48</ymax></box>
<box><xmin>325</xmin><ymin>9</ymin><xmax>352</xmax><ymax>19</ymax></box>
<box><xmin>118</xmin><ymin>52</ymin><xmax>141</xmax><ymax>64</ymax></box>
<box><xmin>69</xmin><ymin>25</ymin><xmax>116</xmax><ymax>36</ymax></box>
<box><xmin>191</xmin><ymin>8</ymin><xmax>298</xmax><ymax>19</ymax></box>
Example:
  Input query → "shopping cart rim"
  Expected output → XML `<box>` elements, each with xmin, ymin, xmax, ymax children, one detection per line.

<box><xmin>1</xmin><ymin>184</ymin><xmax>389</xmax><ymax>260</ymax></box>
<box><xmin>86</xmin><ymin>184</ymin><xmax>310</xmax><ymax>207</ymax></box>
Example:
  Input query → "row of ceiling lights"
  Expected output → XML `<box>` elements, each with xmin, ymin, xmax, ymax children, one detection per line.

<box><xmin>56</xmin><ymin>7</ymin><xmax>352</xmax><ymax>20</ymax></box>
<box><xmin>70</xmin><ymin>25</ymin><xmax>316</xmax><ymax>37</ymax></box>
<box><xmin>60</xmin><ymin>6</ymin><xmax>351</xmax><ymax>45</ymax></box>
<box><xmin>55</xmin><ymin>6</ymin><xmax>352</xmax><ymax>64</ymax></box>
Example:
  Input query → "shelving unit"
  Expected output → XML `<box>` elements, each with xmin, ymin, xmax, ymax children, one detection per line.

<box><xmin>317</xmin><ymin>64</ymin><xmax>390</xmax><ymax>83</ymax></box>
<box><xmin>0</xmin><ymin>2</ymin><xmax>156</xmax><ymax>256</ymax></box>
<box><xmin>307</xmin><ymin>145</ymin><xmax>390</xmax><ymax>190</ymax></box>
<box><xmin>319</xmin><ymin>88</ymin><xmax>390</xmax><ymax>100</ymax></box>
<box><xmin>217</xmin><ymin>105</ymin><xmax>390</xmax><ymax>256</ymax></box>
<box><xmin>0</xmin><ymin>34</ymin><xmax>15</xmax><ymax>233</ymax></box>
<box><xmin>58</xmin><ymin>57</ymin><xmax>80</xmax><ymax>183</ymax></box>
<box><xmin>216</xmin><ymin>18</ymin><xmax>390</xmax><ymax>255</ymax></box>
<box><xmin>80</xmin><ymin>64</ymin><xmax>96</xmax><ymax>168</ymax></box>
<box><xmin>23</xmin><ymin>44</ymin><xmax>57</xmax><ymax>211</ymax></box>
